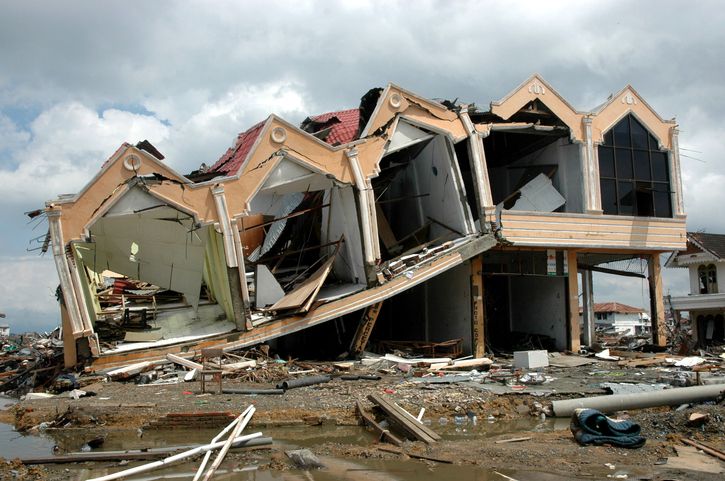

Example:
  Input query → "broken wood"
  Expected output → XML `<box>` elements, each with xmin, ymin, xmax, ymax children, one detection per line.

<box><xmin>269</xmin><ymin>250</ymin><xmax>337</xmax><ymax>313</ymax></box>
<box><xmin>356</xmin><ymin>400</ymin><xmax>403</xmax><ymax>446</ymax></box>
<box><xmin>377</xmin><ymin>445</ymin><xmax>452</xmax><ymax>464</ymax></box>
<box><xmin>166</xmin><ymin>353</ymin><xmax>203</xmax><ymax>371</ymax></box>
<box><xmin>427</xmin><ymin>357</ymin><xmax>493</xmax><ymax>372</ymax></box>
<box><xmin>471</xmin><ymin>254</ymin><xmax>485</xmax><ymax>358</ymax></box>
<box><xmin>86</xmin><ymin>432</ymin><xmax>263</xmax><ymax>481</ymax></box>
<box><xmin>106</xmin><ymin>361</ymin><xmax>155</xmax><ymax>381</ymax></box>
<box><xmin>349</xmin><ymin>301</ymin><xmax>384</xmax><ymax>357</ymax></box>
<box><xmin>681</xmin><ymin>437</ymin><xmax>725</xmax><ymax>462</ymax></box>
<box><xmin>494</xmin><ymin>436</ymin><xmax>532</xmax><ymax>444</ymax></box>
<box><xmin>368</xmin><ymin>394</ymin><xmax>441</xmax><ymax>444</ymax></box>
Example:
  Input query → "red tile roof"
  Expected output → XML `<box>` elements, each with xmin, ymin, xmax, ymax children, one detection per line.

<box><xmin>579</xmin><ymin>302</ymin><xmax>645</xmax><ymax>314</ymax></box>
<box><xmin>305</xmin><ymin>108</ymin><xmax>360</xmax><ymax>146</ymax></box>
<box><xmin>209</xmin><ymin>121</ymin><xmax>265</xmax><ymax>175</ymax></box>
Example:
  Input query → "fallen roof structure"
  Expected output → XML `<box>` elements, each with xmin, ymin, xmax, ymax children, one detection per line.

<box><xmin>43</xmin><ymin>75</ymin><xmax>687</xmax><ymax>369</ymax></box>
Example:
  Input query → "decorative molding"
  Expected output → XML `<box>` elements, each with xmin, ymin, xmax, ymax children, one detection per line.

<box><xmin>528</xmin><ymin>80</ymin><xmax>546</xmax><ymax>95</ymax></box>
<box><xmin>389</xmin><ymin>93</ymin><xmax>403</xmax><ymax>109</ymax></box>
<box><xmin>270</xmin><ymin>126</ymin><xmax>287</xmax><ymax>143</ymax></box>
<box><xmin>621</xmin><ymin>92</ymin><xmax>638</xmax><ymax>105</ymax></box>
<box><xmin>123</xmin><ymin>154</ymin><xmax>141</xmax><ymax>171</ymax></box>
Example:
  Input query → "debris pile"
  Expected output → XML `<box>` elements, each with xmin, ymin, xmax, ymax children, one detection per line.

<box><xmin>0</xmin><ymin>329</ymin><xmax>64</xmax><ymax>397</ymax></box>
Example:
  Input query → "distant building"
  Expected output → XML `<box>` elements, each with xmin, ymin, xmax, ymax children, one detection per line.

<box><xmin>580</xmin><ymin>302</ymin><xmax>650</xmax><ymax>336</ymax></box>
<box><xmin>0</xmin><ymin>325</ymin><xmax>9</xmax><ymax>337</ymax></box>
<box><xmin>666</xmin><ymin>232</ymin><xmax>725</xmax><ymax>344</ymax></box>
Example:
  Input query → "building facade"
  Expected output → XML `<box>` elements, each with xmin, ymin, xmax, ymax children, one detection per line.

<box><xmin>43</xmin><ymin>75</ymin><xmax>686</xmax><ymax>368</ymax></box>
<box><xmin>666</xmin><ymin>232</ymin><xmax>725</xmax><ymax>344</ymax></box>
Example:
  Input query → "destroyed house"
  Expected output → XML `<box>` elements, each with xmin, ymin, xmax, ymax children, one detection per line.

<box><xmin>44</xmin><ymin>75</ymin><xmax>686</xmax><ymax>369</ymax></box>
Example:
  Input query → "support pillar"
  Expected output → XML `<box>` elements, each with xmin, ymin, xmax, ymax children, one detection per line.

<box><xmin>566</xmin><ymin>250</ymin><xmax>581</xmax><ymax>352</ymax></box>
<box><xmin>349</xmin><ymin>301</ymin><xmax>384</xmax><ymax>357</ymax></box>
<box><xmin>471</xmin><ymin>255</ymin><xmax>485</xmax><ymax>357</ymax></box>
<box><xmin>648</xmin><ymin>254</ymin><xmax>667</xmax><ymax>346</ymax></box>
<box><xmin>60</xmin><ymin>301</ymin><xmax>77</xmax><ymax>368</ymax></box>
<box><xmin>581</xmin><ymin>268</ymin><xmax>595</xmax><ymax>347</ymax></box>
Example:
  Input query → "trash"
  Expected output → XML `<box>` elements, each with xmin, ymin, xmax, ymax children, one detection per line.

<box><xmin>513</xmin><ymin>350</ymin><xmax>549</xmax><ymax>369</ymax></box>
<box><xmin>570</xmin><ymin>408</ymin><xmax>646</xmax><ymax>448</ymax></box>
<box><xmin>595</xmin><ymin>349</ymin><xmax>620</xmax><ymax>361</ymax></box>
<box><xmin>675</xmin><ymin>356</ymin><xmax>705</xmax><ymax>367</ymax></box>
<box><xmin>285</xmin><ymin>449</ymin><xmax>324</xmax><ymax>469</ymax></box>
<box><xmin>686</xmin><ymin>412</ymin><xmax>710</xmax><ymax>427</ymax></box>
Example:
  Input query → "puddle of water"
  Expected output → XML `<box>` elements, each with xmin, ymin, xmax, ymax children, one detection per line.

<box><xmin>0</xmin><ymin>406</ymin><xmax>588</xmax><ymax>481</ymax></box>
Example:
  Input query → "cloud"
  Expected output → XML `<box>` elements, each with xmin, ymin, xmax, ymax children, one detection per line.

<box><xmin>0</xmin><ymin>255</ymin><xmax>59</xmax><ymax>332</ymax></box>
<box><xmin>0</xmin><ymin>102</ymin><xmax>170</xmax><ymax>203</ymax></box>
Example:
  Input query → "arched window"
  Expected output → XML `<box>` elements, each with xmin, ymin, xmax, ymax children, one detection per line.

<box><xmin>598</xmin><ymin>114</ymin><xmax>672</xmax><ymax>217</ymax></box>
<box><xmin>698</xmin><ymin>264</ymin><xmax>718</xmax><ymax>294</ymax></box>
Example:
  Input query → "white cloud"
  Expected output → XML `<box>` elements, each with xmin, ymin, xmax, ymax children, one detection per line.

<box><xmin>0</xmin><ymin>255</ymin><xmax>58</xmax><ymax>316</ymax></box>
<box><xmin>0</xmin><ymin>102</ymin><xmax>171</xmax><ymax>203</ymax></box>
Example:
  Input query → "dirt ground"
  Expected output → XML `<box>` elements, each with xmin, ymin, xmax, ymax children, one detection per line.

<box><xmin>1</xmin><ymin>363</ymin><xmax>724</xmax><ymax>480</ymax></box>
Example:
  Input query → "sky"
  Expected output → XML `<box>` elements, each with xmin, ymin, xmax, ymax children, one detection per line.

<box><xmin>1</xmin><ymin>0</ymin><xmax>724</xmax><ymax>333</ymax></box>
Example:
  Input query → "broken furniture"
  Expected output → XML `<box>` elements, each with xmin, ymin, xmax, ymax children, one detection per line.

<box><xmin>200</xmin><ymin>348</ymin><xmax>224</xmax><ymax>394</ymax></box>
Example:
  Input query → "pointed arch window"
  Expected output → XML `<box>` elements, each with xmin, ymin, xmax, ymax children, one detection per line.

<box><xmin>698</xmin><ymin>264</ymin><xmax>718</xmax><ymax>294</ymax></box>
<box><xmin>598</xmin><ymin>114</ymin><xmax>672</xmax><ymax>217</ymax></box>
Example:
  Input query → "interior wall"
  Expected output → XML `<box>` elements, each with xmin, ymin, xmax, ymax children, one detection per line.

<box><xmin>321</xmin><ymin>185</ymin><xmax>365</xmax><ymax>284</ymax></box>
<box><xmin>512</xmin><ymin>138</ymin><xmax>583</xmax><ymax>212</ymax></box>
<box><xmin>509</xmin><ymin>276</ymin><xmax>567</xmax><ymax>349</ymax></box>
<box><xmin>412</xmin><ymin>136</ymin><xmax>470</xmax><ymax>238</ymax></box>
<box><xmin>426</xmin><ymin>261</ymin><xmax>473</xmax><ymax>354</ymax></box>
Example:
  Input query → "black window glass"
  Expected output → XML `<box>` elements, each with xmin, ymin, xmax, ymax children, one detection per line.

<box><xmin>633</xmin><ymin>150</ymin><xmax>651</xmax><ymax>180</ymax></box>
<box><xmin>599</xmin><ymin>147</ymin><xmax>615</xmax><ymax>177</ymax></box>
<box><xmin>600</xmin><ymin>179</ymin><xmax>617</xmax><ymax>215</ymax></box>
<box><xmin>635</xmin><ymin>182</ymin><xmax>654</xmax><ymax>216</ymax></box>
<box><xmin>613</xmin><ymin>118</ymin><xmax>631</xmax><ymax>147</ymax></box>
<box><xmin>604</xmin><ymin>130</ymin><xmax>614</xmax><ymax>146</ymax></box>
<box><xmin>648</xmin><ymin>133</ymin><xmax>659</xmax><ymax>150</ymax></box>
<box><xmin>618</xmin><ymin>181</ymin><xmax>634</xmax><ymax>215</ymax></box>
<box><xmin>652</xmin><ymin>152</ymin><xmax>668</xmax><ymax>182</ymax></box>
<box><xmin>630</xmin><ymin>117</ymin><xmax>648</xmax><ymax>149</ymax></box>
<box><xmin>616</xmin><ymin>148</ymin><xmax>633</xmax><ymax>178</ymax></box>
<box><xmin>597</xmin><ymin>114</ymin><xmax>673</xmax><ymax>218</ymax></box>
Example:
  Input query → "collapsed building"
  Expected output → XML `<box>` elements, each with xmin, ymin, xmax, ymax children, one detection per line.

<box><xmin>42</xmin><ymin>75</ymin><xmax>687</xmax><ymax>369</ymax></box>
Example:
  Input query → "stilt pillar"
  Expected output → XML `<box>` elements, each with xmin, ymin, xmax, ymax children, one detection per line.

<box><xmin>648</xmin><ymin>254</ymin><xmax>667</xmax><ymax>346</ymax></box>
<box><xmin>566</xmin><ymin>250</ymin><xmax>581</xmax><ymax>352</ymax></box>
<box><xmin>471</xmin><ymin>255</ymin><xmax>485</xmax><ymax>357</ymax></box>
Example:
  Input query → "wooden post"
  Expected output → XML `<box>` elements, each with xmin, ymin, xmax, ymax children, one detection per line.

<box><xmin>471</xmin><ymin>255</ymin><xmax>485</xmax><ymax>357</ymax></box>
<box><xmin>566</xmin><ymin>250</ymin><xmax>581</xmax><ymax>352</ymax></box>
<box><xmin>349</xmin><ymin>301</ymin><xmax>383</xmax><ymax>357</ymax></box>
<box><xmin>581</xmin><ymin>269</ymin><xmax>595</xmax><ymax>347</ymax></box>
<box><xmin>648</xmin><ymin>253</ymin><xmax>667</xmax><ymax>346</ymax></box>
<box><xmin>60</xmin><ymin>302</ymin><xmax>77</xmax><ymax>368</ymax></box>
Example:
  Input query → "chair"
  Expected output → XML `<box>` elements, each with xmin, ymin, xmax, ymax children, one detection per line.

<box><xmin>200</xmin><ymin>347</ymin><xmax>224</xmax><ymax>394</ymax></box>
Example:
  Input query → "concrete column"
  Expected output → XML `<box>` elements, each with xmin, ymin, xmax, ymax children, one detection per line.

<box><xmin>470</xmin><ymin>255</ymin><xmax>485</xmax><ymax>357</ymax></box>
<box><xmin>669</xmin><ymin>128</ymin><xmax>686</xmax><ymax>217</ymax></box>
<box><xmin>648</xmin><ymin>253</ymin><xmax>668</xmax><ymax>346</ymax></box>
<box><xmin>566</xmin><ymin>250</ymin><xmax>581</xmax><ymax>352</ymax></box>
<box><xmin>582</xmin><ymin>116</ymin><xmax>602</xmax><ymax>214</ymax></box>
<box><xmin>581</xmin><ymin>268</ymin><xmax>595</xmax><ymax>347</ymax></box>
<box><xmin>459</xmin><ymin>108</ymin><xmax>493</xmax><ymax>232</ymax></box>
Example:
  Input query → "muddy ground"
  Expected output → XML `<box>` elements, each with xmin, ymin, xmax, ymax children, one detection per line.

<box><xmin>1</xmin><ymin>362</ymin><xmax>724</xmax><ymax>480</ymax></box>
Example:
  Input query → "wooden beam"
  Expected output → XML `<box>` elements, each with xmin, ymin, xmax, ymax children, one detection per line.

<box><xmin>60</xmin><ymin>302</ymin><xmax>77</xmax><ymax>368</ymax></box>
<box><xmin>566</xmin><ymin>250</ymin><xmax>581</xmax><ymax>352</ymax></box>
<box><xmin>368</xmin><ymin>394</ymin><xmax>441</xmax><ymax>444</ymax></box>
<box><xmin>356</xmin><ymin>400</ymin><xmax>403</xmax><ymax>446</ymax></box>
<box><xmin>349</xmin><ymin>302</ymin><xmax>383</xmax><ymax>357</ymax></box>
<box><xmin>470</xmin><ymin>255</ymin><xmax>485</xmax><ymax>358</ymax></box>
<box><xmin>578</xmin><ymin>263</ymin><xmax>646</xmax><ymax>279</ymax></box>
<box><xmin>648</xmin><ymin>254</ymin><xmax>667</xmax><ymax>346</ymax></box>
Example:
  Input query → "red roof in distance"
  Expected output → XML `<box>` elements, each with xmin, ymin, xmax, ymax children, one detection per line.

<box><xmin>303</xmin><ymin>108</ymin><xmax>360</xmax><ymax>146</ymax></box>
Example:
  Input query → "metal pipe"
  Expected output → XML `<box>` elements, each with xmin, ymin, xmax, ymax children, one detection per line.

<box><xmin>276</xmin><ymin>375</ymin><xmax>331</xmax><ymax>390</ymax></box>
<box><xmin>552</xmin><ymin>384</ymin><xmax>725</xmax><ymax>417</ymax></box>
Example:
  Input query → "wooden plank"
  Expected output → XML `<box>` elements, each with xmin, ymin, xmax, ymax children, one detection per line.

<box><xmin>356</xmin><ymin>400</ymin><xmax>403</xmax><ymax>446</ymax></box>
<box><xmin>167</xmin><ymin>353</ymin><xmax>203</xmax><ymax>371</ymax></box>
<box><xmin>269</xmin><ymin>252</ymin><xmax>336</xmax><ymax>312</ymax></box>
<box><xmin>349</xmin><ymin>301</ymin><xmax>384</xmax><ymax>357</ymax></box>
<box><xmin>494</xmin><ymin>437</ymin><xmax>532</xmax><ymax>444</ymax></box>
<box><xmin>566</xmin><ymin>250</ymin><xmax>581</xmax><ymax>352</ymax></box>
<box><xmin>428</xmin><ymin>358</ymin><xmax>492</xmax><ymax>371</ymax></box>
<box><xmin>648</xmin><ymin>253</ymin><xmax>667</xmax><ymax>346</ymax></box>
<box><xmin>377</xmin><ymin>445</ymin><xmax>452</xmax><ymax>463</ymax></box>
<box><xmin>375</xmin><ymin>205</ymin><xmax>398</xmax><ymax>250</ymax></box>
<box><xmin>368</xmin><ymin>394</ymin><xmax>440</xmax><ymax>444</ymax></box>
<box><xmin>471</xmin><ymin>255</ymin><xmax>485</xmax><ymax>358</ymax></box>
<box><xmin>681</xmin><ymin>438</ymin><xmax>725</xmax><ymax>462</ymax></box>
